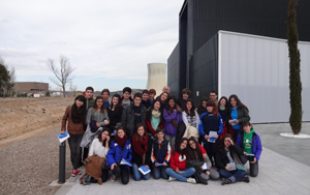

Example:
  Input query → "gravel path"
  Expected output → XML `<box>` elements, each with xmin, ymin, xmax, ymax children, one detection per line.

<box><xmin>0</xmin><ymin>125</ymin><xmax>72</xmax><ymax>195</ymax></box>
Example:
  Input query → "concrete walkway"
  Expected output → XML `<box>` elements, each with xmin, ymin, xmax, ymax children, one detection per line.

<box><xmin>55</xmin><ymin>147</ymin><xmax>310</xmax><ymax>195</ymax></box>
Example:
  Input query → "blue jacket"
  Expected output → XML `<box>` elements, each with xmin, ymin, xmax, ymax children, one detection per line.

<box><xmin>236</xmin><ymin>129</ymin><xmax>262</xmax><ymax>161</ymax></box>
<box><xmin>106</xmin><ymin>140</ymin><xmax>132</xmax><ymax>167</ymax></box>
<box><xmin>198</xmin><ymin>112</ymin><xmax>224</xmax><ymax>137</ymax></box>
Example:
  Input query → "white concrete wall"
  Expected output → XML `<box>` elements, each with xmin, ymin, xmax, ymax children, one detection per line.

<box><xmin>218</xmin><ymin>31</ymin><xmax>310</xmax><ymax>123</ymax></box>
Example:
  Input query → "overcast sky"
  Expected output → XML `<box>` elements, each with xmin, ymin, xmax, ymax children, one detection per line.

<box><xmin>0</xmin><ymin>0</ymin><xmax>183</xmax><ymax>91</ymax></box>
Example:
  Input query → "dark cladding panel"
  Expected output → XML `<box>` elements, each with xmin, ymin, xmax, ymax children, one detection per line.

<box><xmin>190</xmin><ymin>34</ymin><xmax>218</xmax><ymax>104</ymax></box>
<box><xmin>192</xmin><ymin>0</ymin><xmax>310</xmax><ymax>52</ymax></box>
<box><xmin>167</xmin><ymin>43</ymin><xmax>180</xmax><ymax>97</ymax></box>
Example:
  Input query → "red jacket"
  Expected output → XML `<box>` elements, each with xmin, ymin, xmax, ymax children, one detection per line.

<box><xmin>145</xmin><ymin>119</ymin><xmax>164</xmax><ymax>136</ymax></box>
<box><xmin>169</xmin><ymin>151</ymin><xmax>187</xmax><ymax>171</ymax></box>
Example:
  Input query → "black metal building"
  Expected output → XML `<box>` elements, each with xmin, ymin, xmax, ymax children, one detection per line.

<box><xmin>168</xmin><ymin>0</ymin><xmax>310</xmax><ymax>101</ymax></box>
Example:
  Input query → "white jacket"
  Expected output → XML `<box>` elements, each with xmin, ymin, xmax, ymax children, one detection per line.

<box><xmin>88</xmin><ymin>137</ymin><xmax>109</xmax><ymax>158</ymax></box>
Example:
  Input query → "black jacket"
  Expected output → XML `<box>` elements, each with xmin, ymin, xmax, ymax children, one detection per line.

<box><xmin>215</xmin><ymin>144</ymin><xmax>247</xmax><ymax>169</ymax></box>
<box><xmin>121</xmin><ymin>105</ymin><xmax>146</xmax><ymax>137</ymax></box>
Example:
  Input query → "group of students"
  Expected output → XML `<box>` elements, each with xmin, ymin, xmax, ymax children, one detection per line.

<box><xmin>61</xmin><ymin>86</ymin><xmax>262</xmax><ymax>186</ymax></box>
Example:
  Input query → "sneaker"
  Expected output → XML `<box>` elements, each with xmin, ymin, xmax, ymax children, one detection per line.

<box><xmin>221</xmin><ymin>178</ymin><xmax>233</xmax><ymax>185</ymax></box>
<box><xmin>71</xmin><ymin>169</ymin><xmax>78</xmax><ymax>177</ymax></box>
<box><xmin>241</xmin><ymin>176</ymin><xmax>250</xmax><ymax>183</ymax></box>
<box><xmin>168</xmin><ymin>177</ymin><xmax>176</xmax><ymax>182</ymax></box>
<box><xmin>71</xmin><ymin>169</ymin><xmax>81</xmax><ymax>177</ymax></box>
<box><xmin>186</xmin><ymin>178</ymin><xmax>197</xmax><ymax>184</ymax></box>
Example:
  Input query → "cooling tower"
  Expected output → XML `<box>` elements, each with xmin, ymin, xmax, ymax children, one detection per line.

<box><xmin>146</xmin><ymin>63</ymin><xmax>167</xmax><ymax>96</ymax></box>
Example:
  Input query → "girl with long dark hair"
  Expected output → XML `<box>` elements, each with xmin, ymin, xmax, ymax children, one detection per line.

<box><xmin>227</xmin><ymin>95</ymin><xmax>250</xmax><ymax>140</ymax></box>
<box><xmin>61</xmin><ymin>95</ymin><xmax>87</xmax><ymax>177</ymax></box>
<box><xmin>182</xmin><ymin>100</ymin><xmax>200</xmax><ymax>139</ymax></box>
<box><xmin>108</xmin><ymin>94</ymin><xmax>123</xmax><ymax>135</ymax></box>
<box><xmin>163</xmin><ymin>97</ymin><xmax>182</xmax><ymax>150</ymax></box>
<box><xmin>165</xmin><ymin>138</ymin><xmax>196</xmax><ymax>183</ymax></box>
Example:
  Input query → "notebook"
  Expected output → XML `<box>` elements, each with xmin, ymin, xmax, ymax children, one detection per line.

<box><xmin>208</xmin><ymin>131</ymin><xmax>218</xmax><ymax>143</ymax></box>
<box><xmin>138</xmin><ymin>165</ymin><xmax>151</xmax><ymax>175</ymax></box>
<box><xmin>57</xmin><ymin>131</ymin><xmax>70</xmax><ymax>143</ymax></box>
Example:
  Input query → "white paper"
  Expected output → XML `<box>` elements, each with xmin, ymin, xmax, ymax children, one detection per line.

<box><xmin>201</xmin><ymin>162</ymin><xmax>208</xmax><ymax>170</ymax></box>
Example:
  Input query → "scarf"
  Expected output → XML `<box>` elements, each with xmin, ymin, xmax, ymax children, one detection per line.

<box><xmin>151</xmin><ymin>110</ymin><xmax>161</xmax><ymax>130</ymax></box>
<box><xmin>116</xmin><ymin>135</ymin><xmax>127</xmax><ymax>148</ymax></box>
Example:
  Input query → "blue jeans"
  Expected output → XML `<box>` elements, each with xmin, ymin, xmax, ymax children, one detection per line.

<box><xmin>219</xmin><ymin>169</ymin><xmax>247</xmax><ymax>182</ymax></box>
<box><xmin>165</xmin><ymin>167</ymin><xmax>196</xmax><ymax>182</ymax></box>
<box><xmin>132</xmin><ymin>164</ymin><xmax>151</xmax><ymax>181</ymax></box>
<box><xmin>153</xmin><ymin>166</ymin><xmax>168</xmax><ymax>179</ymax></box>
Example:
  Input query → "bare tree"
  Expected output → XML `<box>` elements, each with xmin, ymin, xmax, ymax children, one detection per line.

<box><xmin>47</xmin><ymin>55</ymin><xmax>74</xmax><ymax>97</ymax></box>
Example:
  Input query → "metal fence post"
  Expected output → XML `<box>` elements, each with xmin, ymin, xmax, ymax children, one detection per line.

<box><xmin>58</xmin><ymin>141</ymin><xmax>66</xmax><ymax>184</ymax></box>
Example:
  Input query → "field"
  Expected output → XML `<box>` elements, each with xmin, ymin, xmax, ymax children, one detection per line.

<box><xmin>0</xmin><ymin>97</ymin><xmax>72</xmax><ymax>143</ymax></box>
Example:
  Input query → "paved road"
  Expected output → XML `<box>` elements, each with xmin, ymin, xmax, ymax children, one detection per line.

<box><xmin>55</xmin><ymin>123</ymin><xmax>310</xmax><ymax>195</ymax></box>
<box><xmin>55</xmin><ymin>148</ymin><xmax>310</xmax><ymax>195</ymax></box>
<box><xmin>255</xmin><ymin>122</ymin><xmax>310</xmax><ymax>166</ymax></box>
<box><xmin>0</xmin><ymin>123</ymin><xmax>309</xmax><ymax>195</ymax></box>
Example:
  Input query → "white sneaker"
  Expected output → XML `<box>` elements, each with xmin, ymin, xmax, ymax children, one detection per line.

<box><xmin>187</xmin><ymin>178</ymin><xmax>197</xmax><ymax>184</ymax></box>
<box><xmin>168</xmin><ymin>177</ymin><xmax>176</xmax><ymax>182</ymax></box>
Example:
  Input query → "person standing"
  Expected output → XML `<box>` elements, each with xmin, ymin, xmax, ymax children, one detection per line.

<box><xmin>121</xmin><ymin>92</ymin><xmax>146</xmax><ymax>137</ymax></box>
<box><xmin>199</xmin><ymin>101</ymin><xmax>223</xmax><ymax>166</ymax></box>
<box><xmin>178</xmin><ymin>88</ymin><xmax>191</xmax><ymax>111</ymax></box>
<box><xmin>227</xmin><ymin>95</ymin><xmax>250</xmax><ymax>140</ymax></box>
<box><xmin>182</xmin><ymin>100</ymin><xmax>200</xmax><ymax>139</ymax></box>
<box><xmin>141</xmin><ymin>89</ymin><xmax>152</xmax><ymax>109</ymax></box>
<box><xmin>121</xmin><ymin>87</ymin><xmax>133</xmax><ymax>109</ymax></box>
<box><xmin>84</xmin><ymin>86</ymin><xmax>95</xmax><ymax>110</ymax></box>
<box><xmin>61</xmin><ymin>95</ymin><xmax>87</xmax><ymax>177</ymax></box>
<box><xmin>208</xmin><ymin>90</ymin><xmax>218</xmax><ymax>105</ymax></box>
<box><xmin>101</xmin><ymin>89</ymin><xmax>110</xmax><ymax>109</ymax></box>
<box><xmin>149</xmin><ymin>89</ymin><xmax>157</xmax><ymax>105</ymax></box>
<box><xmin>163</xmin><ymin>97</ymin><xmax>182</xmax><ymax>150</ymax></box>
<box><xmin>108</xmin><ymin>94</ymin><xmax>123</xmax><ymax>135</ymax></box>
<box><xmin>80</xmin><ymin>96</ymin><xmax>110</xmax><ymax>159</ymax></box>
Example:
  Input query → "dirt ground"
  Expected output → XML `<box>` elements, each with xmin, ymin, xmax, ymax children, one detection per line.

<box><xmin>0</xmin><ymin>97</ymin><xmax>74</xmax><ymax>195</ymax></box>
<box><xmin>0</xmin><ymin>97</ymin><xmax>72</xmax><ymax>141</ymax></box>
